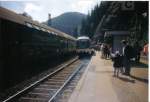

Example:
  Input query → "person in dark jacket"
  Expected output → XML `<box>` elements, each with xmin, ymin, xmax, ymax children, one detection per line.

<box><xmin>122</xmin><ymin>40</ymin><xmax>131</xmax><ymax>75</ymax></box>
<box><xmin>112</xmin><ymin>51</ymin><xmax>123</xmax><ymax>77</ymax></box>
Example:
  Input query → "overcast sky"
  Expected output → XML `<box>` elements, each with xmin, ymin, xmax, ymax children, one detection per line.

<box><xmin>0</xmin><ymin>0</ymin><xmax>101</xmax><ymax>22</ymax></box>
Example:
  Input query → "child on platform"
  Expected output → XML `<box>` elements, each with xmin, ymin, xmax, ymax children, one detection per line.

<box><xmin>112</xmin><ymin>51</ymin><xmax>123</xmax><ymax>77</ymax></box>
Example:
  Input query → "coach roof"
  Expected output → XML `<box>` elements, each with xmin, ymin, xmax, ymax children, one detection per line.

<box><xmin>0</xmin><ymin>7</ymin><xmax>76</xmax><ymax>41</ymax></box>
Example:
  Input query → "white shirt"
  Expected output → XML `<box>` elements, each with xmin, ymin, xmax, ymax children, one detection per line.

<box><xmin>122</xmin><ymin>46</ymin><xmax>126</xmax><ymax>55</ymax></box>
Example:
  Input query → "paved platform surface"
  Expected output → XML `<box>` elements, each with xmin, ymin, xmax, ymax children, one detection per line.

<box><xmin>68</xmin><ymin>52</ymin><xmax>148</xmax><ymax>102</ymax></box>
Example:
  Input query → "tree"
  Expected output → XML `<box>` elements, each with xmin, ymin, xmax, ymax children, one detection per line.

<box><xmin>80</xmin><ymin>1</ymin><xmax>111</xmax><ymax>38</ymax></box>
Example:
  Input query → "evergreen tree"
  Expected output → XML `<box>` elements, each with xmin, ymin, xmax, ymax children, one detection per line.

<box><xmin>80</xmin><ymin>1</ymin><xmax>148</xmax><ymax>47</ymax></box>
<box><xmin>80</xmin><ymin>1</ymin><xmax>112</xmax><ymax>38</ymax></box>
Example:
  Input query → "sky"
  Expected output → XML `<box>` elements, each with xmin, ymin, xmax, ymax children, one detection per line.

<box><xmin>0</xmin><ymin>0</ymin><xmax>101</xmax><ymax>22</ymax></box>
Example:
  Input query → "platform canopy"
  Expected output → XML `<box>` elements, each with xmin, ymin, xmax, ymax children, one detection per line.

<box><xmin>104</xmin><ymin>31</ymin><xmax>130</xmax><ymax>37</ymax></box>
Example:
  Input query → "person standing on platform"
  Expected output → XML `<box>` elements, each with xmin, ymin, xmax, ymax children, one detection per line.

<box><xmin>112</xmin><ymin>51</ymin><xmax>123</xmax><ymax>77</ymax></box>
<box><xmin>122</xmin><ymin>40</ymin><xmax>131</xmax><ymax>75</ymax></box>
<box><xmin>101</xmin><ymin>43</ymin><xmax>104</xmax><ymax>58</ymax></box>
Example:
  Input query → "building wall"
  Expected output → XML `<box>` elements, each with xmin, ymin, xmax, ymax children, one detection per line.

<box><xmin>112</xmin><ymin>35</ymin><xmax>127</xmax><ymax>54</ymax></box>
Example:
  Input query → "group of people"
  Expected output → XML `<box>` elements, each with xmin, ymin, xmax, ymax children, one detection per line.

<box><xmin>112</xmin><ymin>40</ymin><xmax>141</xmax><ymax>77</ymax></box>
<box><xmin>98</xmin><ymin>40</ymin><xmax>143</xmax><ymax>77</ymax></box>
<box><xmin>100</xmin><ymin>43</ymin><xmax>111</xmax><ymax>59</ymax></box>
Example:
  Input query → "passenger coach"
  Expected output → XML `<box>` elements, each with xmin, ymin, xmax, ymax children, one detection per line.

<box><xmin>0</xmin><ymin>7</ymin><xmax>76</xmax><ymax>92</ymax></box>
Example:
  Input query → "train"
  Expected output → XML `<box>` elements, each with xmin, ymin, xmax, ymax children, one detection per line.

<box><xmin>0</xmin><ymin>7</ymin><xmax>76</xmax><ymax>92</ymax></box>
<box><xmin>77</xmin><ymin>36</ymin><xmax>94</xmax><ymax>57</ymax></box>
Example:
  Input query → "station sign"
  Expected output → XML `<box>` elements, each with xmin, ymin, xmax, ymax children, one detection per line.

<box><xmin>122</xmin><ymin>1</ymin><xmax>134</xmax><ymax>11</ymax></box>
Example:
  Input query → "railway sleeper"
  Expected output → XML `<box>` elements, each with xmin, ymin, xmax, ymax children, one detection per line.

<box><xmin>19</xmin><ymin>97</ymin><xmax>48</xmax><ymax>102</ymax></box>
<box><xmin>53</xmin><ymin>73</ymin><xmax>71</xmax><ymax>76</ymax></box>
<box><xmin>55</xmin><ymin>71</ymin><xmax>72</xmax><ymax>74</ymax></box>
<box><xmin>31</xmin><ymin>88</ymin><xmax>56</xmax><ymax>93</ymax></box>
<box><xmin>37</xmin><ymin>86</ymin><xmax>59</xmax><ymax>90</ymax></box>
<box><xmin>44</xmin><ymin>81</ymin><xmax>64</xmax><ymax>84</ymax></box>
<box><xmin>65</xmin><ymin>68</ymin><xmax>77</xmax><ymax>71</ymax></box>
<box><xmin>50</xmin><ymin>77</ymin><xmax>67</xmax><ymax>80</ymax></box>
<box><xmin>39</xmin><ymin>84</ymin><xmax>61</xmax><ymax>89</ymax></box>
<box><xmin>34</xmin><ymin>88</ymin><xmax>58</xmax><ymax>91</ymax></box>
<box><xmin>52</xmin><ymin>75</ymin><xmax>70</xmax><ymax>79</ymax></box>
<box><xmin>23</xmin><ymin>92</ymin><xmax>51</xmax><ymax>99</ymax></box>
<box><xmin>42</xmin><ymin>82</ymin><xmax>63</xmax><ymax>86</ymax></box>
<box><xmin>48</xmin><ymin>79</ymin><xmax>65</xmax><ymax>82</ymax></box>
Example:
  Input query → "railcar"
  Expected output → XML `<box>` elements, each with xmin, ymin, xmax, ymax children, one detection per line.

<box><xmin>77</xmin><ymin>36</ymin><xmax>94</xmax><ymax>57</ymax></box>
<box><xmin>0</xmin><ymin>7</ymin><xmax>76</xmax><ymax>92</ymax></box>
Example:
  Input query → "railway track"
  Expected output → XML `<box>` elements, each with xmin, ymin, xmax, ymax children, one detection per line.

<box><xmin>3</xmin><ymin>58</ymin><xmax>85</xmax><ymax>102</ymax></box>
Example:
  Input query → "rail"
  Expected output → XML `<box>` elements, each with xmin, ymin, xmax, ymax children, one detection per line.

<box><xmin>48</xmin><ymin>64</ymin><xmax>83</xmax><ymax>102</ymax></box>
<box><xmin>3</xmin><ymin>57</ymin><xmax>78</xmax><ymax>102</ymax></box>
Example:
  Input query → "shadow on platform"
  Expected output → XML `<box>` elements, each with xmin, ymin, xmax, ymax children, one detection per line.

<box><xmin>117</xmin><ymin>76</ymin><xmax>135</xmax><ymax>83</ymax></box>
<box><xmin>131</xmin><ymin>61</ymin><xmax>148</xmax><ymax>68</ymax></box>
<box><xmin>130</xmin><ymin>75</ymin><xmax>148</xmax><ymax>84</ymax></box>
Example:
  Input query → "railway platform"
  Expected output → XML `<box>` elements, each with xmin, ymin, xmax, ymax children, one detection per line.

<box><xmin>68</xmin><ymin>52</ymin><xmax>148</xmax><ymax>102</ymax></box>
